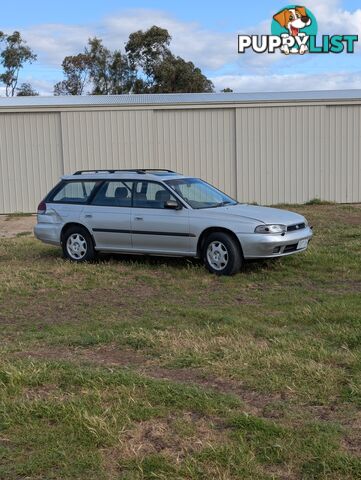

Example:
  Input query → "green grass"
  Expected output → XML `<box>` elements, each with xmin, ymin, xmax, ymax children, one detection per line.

<box><xmin>0</xmin><ymin>204</ymin><xmax>360</xmax><ymax>479</ymax></box>
<box><xmin>5</xmin><ymin>212</ymin><xmax>34</xmax><ymax>220</ymax></box>
<box><xmin>304</xmin><ymin>198</ymin><xmax>335</xmax><ymax>206</ymax></box>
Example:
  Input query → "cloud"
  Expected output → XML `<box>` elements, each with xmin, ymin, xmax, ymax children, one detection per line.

<box><xmin>102</xmin><ymin>9</ymin><xmax>237</xmax><ymax>70</ymax></box>
<box><xmin>25</xmin><ymin>78</ymin><xmax>54</xmax><ymax>96</ymax></box>
<box><xmin>312</xmin><ymin>0</ymin><xmax>361</xmax><ymax>36</ymax></box>
<box><xmin>22</xmin><ymin>24</ymin><xmax>93</xmax><ymax>66</ymax></box>
<box><xmin>0</xmin><ymin>78</ymin><xmax>55</xmax><ymax>96</ymax></box>
<box><xmin>16</xmin><ymin>9</ymin><xmax>237</xmax><ymax>72</ymax></box>
<box><xmin>211</xmin><ymin>71</ymin><xmax>361</xmax><ymax>92</ymax></box>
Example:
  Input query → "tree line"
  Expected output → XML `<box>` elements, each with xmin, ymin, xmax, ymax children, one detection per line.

<box><xmin>0</xmin><ymin>26</ymin><xmax>233</xmax><ymax>97</ymax></box>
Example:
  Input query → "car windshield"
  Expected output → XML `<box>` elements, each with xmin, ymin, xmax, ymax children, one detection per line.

<box><xmin>166</xmin><ymin>178</ymin><xmax>237</xmax><ymax>209</ymax></box>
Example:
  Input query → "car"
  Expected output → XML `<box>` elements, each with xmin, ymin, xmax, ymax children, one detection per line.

<box><xmin>34</xmin><ymin>169</ymin><xmax>313</xmax><ymax>275</ymax></box>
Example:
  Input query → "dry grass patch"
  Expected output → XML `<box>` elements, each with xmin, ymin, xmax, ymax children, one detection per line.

<box><xmin>102</xmin><ymin>412</ymin><xmax>228</xmax><ymax>466</ymax></box>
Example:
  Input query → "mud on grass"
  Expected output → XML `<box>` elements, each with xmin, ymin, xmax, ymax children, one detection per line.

<box><xmin>0</xmin><ymin>204</ymin><xmax>361</xmax><ymax>479</ymax></box>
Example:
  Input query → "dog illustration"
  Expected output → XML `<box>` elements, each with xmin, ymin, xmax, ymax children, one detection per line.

<box><xmin>273</xmin><ymin>6</ymin><xmax>312</xmax><ymax>55</ymax></box>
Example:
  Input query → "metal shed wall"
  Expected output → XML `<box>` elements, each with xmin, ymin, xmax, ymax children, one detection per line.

<box><xmin>0</xmin><ymin>112</ymin><xmax>62</xmax><ymax>213</ymax></box>
<box><xmin>153</xmin><ymin>109</ymin><xmax>237</xmax><ymax>198</ymax></box>
<box><xmin>0</xmin><ymin>97</ymin><xmax>360</xmax><ymax>213</ymax></box>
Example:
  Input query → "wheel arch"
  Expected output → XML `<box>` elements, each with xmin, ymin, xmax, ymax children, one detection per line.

<box><xmin>197</xmin><ymin>227</ymin><xmax>243</xmax><ymax>258</ymax></box>
<box><xmin>60</xmin><ymin>222</ymin><xmax>96</xmax><ymax>247</ymax></box>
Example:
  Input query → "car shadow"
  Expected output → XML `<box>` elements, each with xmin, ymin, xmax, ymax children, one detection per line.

<box><xmin>95</xmin><ymin>252</ymin><xmax>279</xmax><ymax>274</ymax></box>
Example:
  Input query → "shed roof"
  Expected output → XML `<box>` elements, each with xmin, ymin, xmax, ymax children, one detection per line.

<box><xmin>1</xmin><ymin>90</ymin><xmax>361</xmax><ymax>108</ymax></box>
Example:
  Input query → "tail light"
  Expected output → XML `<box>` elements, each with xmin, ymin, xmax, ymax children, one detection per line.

<box><xmin>37</xmin><ymin>201</ymin><xmax>47</xmax><ymax>214</ymax></box>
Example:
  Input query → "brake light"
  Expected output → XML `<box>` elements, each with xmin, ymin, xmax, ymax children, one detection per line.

<box><xmin>37</xmin><ymin>201</ymin><xmax>47</xmax><ymax>214</ymax></box>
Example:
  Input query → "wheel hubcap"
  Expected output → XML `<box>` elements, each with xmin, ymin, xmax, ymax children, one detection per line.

<box><xmin>66</xmin><ymin>233</ymin><xmax>87</xmax><ymax>260</ymax></box>
<box><xmin>206</xmin><ymin>241</ymin><xmax>229</xmax><ymax>271</ymax></box>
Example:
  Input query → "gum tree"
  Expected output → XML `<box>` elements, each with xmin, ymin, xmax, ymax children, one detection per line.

<box><xmin>0</xmin><ymin>31</ymin><xmax>37</xmax><ymax>97</ymax></box>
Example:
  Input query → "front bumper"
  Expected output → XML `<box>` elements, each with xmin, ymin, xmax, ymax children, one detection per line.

<box><xmin>237</xmin><ymin>226</ymin><xmax>313</xmax><ymax>259</ymax></box>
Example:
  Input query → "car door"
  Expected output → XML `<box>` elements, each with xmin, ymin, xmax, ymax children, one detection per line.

<box><xmin>81</xmin><ymin>180</ymin><xmax>133</xmax><ymax>251</ymax></box>
<box><xmin>131</xmin><ymin>180</ymin><xmax>191</xmax><ymax>254</ymax></box>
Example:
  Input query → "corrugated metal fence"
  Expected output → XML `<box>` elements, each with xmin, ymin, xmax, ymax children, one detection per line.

<box><xmin>0</xmin><ymin>103</ymin><xmax>360</xmax><ymax>213</ymax></box>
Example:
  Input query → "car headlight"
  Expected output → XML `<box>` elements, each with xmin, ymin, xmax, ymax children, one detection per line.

<box><xmin>255</xmin><ymin>224</ymin><xmax>287</xmax><ymax>234</ymax></box>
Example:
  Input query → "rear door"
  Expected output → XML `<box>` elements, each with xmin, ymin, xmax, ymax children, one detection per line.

<box><xmin>81</xmin><ymin>180</ymin><xmax>133</xmax><ymax>251</ymax></box>
<box><xmin>130</xmin><ymin>181</ymin><xmax>191</xmax><ymax>254</ymax></box>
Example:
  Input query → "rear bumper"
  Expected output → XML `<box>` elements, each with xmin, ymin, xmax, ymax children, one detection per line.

<box><xmin>34</xmin><ymin>223</ymin><xmax>62</xmax><ymax>246</ymax></box>
<box><xmin>237</xmin><ymin>227</ymin><xmax>313</xmax><ymax>259</ymax></box>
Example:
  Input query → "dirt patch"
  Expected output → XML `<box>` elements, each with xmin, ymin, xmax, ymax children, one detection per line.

<box><xmin>262</xmin><ymin>465</ymin><xmax>297</xmax><ymax>480</ymax></box>
<box><xmin>22</xmin><ymin>384</ymin><xmax>70</xmax><ymax>402</ymax></box>
<box><xmin>142</xmin><ymin>364</ymin><xmax>281</xmax><ymax>416</ymax></box>
<box><xmin>341</xmin><ymin>435</ymin><xmax>361</xmax><ymax>457</ymax></box>
<box><xmin>74</xmin><ymin>344</ymin><xmax>148</xmax><ymax>368</ymax></box>
<box><xmin>101</xmin><ymin>412</ymin><xmax>227</xmax><ymax>471</ymax></box>
<box><xmin>0</xmin><ymin>283</ymin><xmax>158</xmax><ymax>326</ymax></box>
<box><xmin>17</xmin><ymin>344</ymin><xmax>151</xmax><ymax>370</ymax></box>
<box><xmin>0</xmin><ymin>215</ymin><xmax>35</xmax><ymax>239</ymax></box>
<box><xmin>339</xmin><ymin>410</ymin><xmax>361</xmax><ymax>457</ymax></box>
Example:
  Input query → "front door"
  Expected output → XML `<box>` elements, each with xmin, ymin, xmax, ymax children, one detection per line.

<box><xmin>81</xmin><ymin>180</ymin><xmax>133</xmax><ymax>251</ymax></box>
<box><xmin>131</xmin><ymin>181</ymin><xmax>191</xmax><ymax>254</ymax></box>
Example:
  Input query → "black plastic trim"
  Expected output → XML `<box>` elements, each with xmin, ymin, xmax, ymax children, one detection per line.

<box><xmin>93</xmin><ymin>228</ymin><xmax>196</xmax><ymax>238</ymax></box>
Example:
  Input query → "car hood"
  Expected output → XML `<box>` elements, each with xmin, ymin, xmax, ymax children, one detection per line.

<box><xmin>205</xmin><ymin>204</ymin><xmax>305</xmax><ymax>225</ymax></box>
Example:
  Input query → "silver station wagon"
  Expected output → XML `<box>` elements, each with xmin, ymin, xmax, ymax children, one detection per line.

<box><xmin>35</xmin><ymin>169</ymin><xmax>313</xmax><ymax>275</ymax></box>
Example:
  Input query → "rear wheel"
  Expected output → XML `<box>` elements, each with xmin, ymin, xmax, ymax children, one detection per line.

<box><xmin>203</xmin><ymin>232</ymin><xmax>242</xmax><ymax>276</ymax></box>
<box><xmin>62</xmin><ymin>226</ymin><xmax>95</xmax><ymax>262</ymax></box>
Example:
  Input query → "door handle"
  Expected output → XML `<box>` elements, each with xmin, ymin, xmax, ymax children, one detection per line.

<box><xmin>135</xmin><ymin>217</ymin><xmax>143</xmax><ymax>221</ymax></box>
<box><xmin>85</xmin><ymin>214</ymin><xmax>93</xmax><ymax>218</ymax></box>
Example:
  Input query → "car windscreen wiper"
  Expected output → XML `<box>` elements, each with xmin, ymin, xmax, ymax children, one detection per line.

<box><xmin>206</xmin><ymin>201</ymin><xmax>234</xmax><ymax>209</ymax></box>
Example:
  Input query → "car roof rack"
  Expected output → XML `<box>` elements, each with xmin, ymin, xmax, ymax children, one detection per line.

<box><xmin>73</xmin><ymin>169</ymin><xmax>176</xmax><ymax>175</ymax></box>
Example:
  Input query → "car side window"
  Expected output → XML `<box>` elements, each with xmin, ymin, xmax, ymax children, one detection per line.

<box><xmin>52</xmin><ymin>181</ymin><xmax>97</xmax><ymax>204</ymax></box>
<box><xmin>91</xmin><ymin>181</ymin><xmax>133</xmax><ymax>207</ymax></box>
<box><xmin>133</xmin><ymin>181</ymin><xmax>176</xmax><ymax>209</ymax></box>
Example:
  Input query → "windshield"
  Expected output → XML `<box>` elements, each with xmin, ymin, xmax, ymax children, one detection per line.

<box><xmin>166</xmin><ymin>178</ymin><xmax>237</xmax><ymax>209</ymax></box>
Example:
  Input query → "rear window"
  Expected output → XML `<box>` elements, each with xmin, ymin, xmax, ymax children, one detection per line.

<box><xmin>50</xmin><ymin>181</ymin><xmax>97</xmax><ymax>204</ymax></box>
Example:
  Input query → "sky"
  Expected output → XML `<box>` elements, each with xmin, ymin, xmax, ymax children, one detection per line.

<box><xmin>1</xmin><ymin>0</ymin><xmax>361</xmax><ymax>95</ymax></box>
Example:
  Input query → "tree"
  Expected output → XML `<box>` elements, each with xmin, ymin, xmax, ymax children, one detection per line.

<box><xmin>125</xmin><ymin>26</ymin><xmax>213</xmax><ymax>93</ymax></box>
<box><xmin>55</xmin><ymin>26</ymin><xmax>213</xmax><ymax>95</ymax></box>
<box><xmin>152</xmin><ymin>55</ymin><xmax>213</xmax><ymax>93</ymax></box>
<box><xmin>0</xmin><ymin>31</ymin><xmax>37</xmax><ymax>97</ymax></box>
<box><xmin>54</xmin><ymin>54</ymin><xmax>90</xmax><ymax>96</ymax></box>
<box><xmin>54</xmin><ymin>38</ymin><xmax>135</xmax><ymax>95</ymax></box>
<box><xmin>126</xmin><ymin>26</ymin><xmax>171</xmax><ymax>80</ymax></box>
<box><xmin>221</xmin><ymin>88</ymin><xmax>233</xmax><ymax>92</ymax></box>
<box><xmin>16</xmin><ymin>82</ymin><xmax>39</xmax><ymax>96</ymax></box>
<box><xmin>86</xmin><ymin>37</ymin><xmax>134</xmax><ymax>95</ymax></box>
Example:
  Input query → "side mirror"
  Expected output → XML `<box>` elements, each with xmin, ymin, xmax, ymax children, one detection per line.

<box><xmin>164</xmin><ymin>199</ymin><xmax>182</xmax><ymax>210</ymax></box>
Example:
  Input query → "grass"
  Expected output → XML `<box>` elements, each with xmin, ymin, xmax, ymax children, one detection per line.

<box><xmin>304</xmin><ymin>199</ymin><xmax>335</xmax><ymax>206</ymax></box>
<box><xmin>5</xmin><ymin>212</ymin><xmax>34</xmax><ymax>220</ymax></box>
<box><xmin>0</xmin><ymin>204</ymin><xmax>360</xmax><ymax>479</ymax></box>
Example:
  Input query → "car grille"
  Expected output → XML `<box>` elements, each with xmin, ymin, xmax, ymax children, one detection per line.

<box><xmin>287</xmin><ymin>223</ymin><xmax>306</xmax><ymax>232</ymax></box>
<box><xmin>283</xmin><ymin>244</ymin><xmax>298</xmax><ymax>253</ymax></box>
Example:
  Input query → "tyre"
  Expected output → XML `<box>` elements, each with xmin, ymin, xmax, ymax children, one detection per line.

<box><xmin>203</xmin><ymin>232</ymin><xmax>243</xmax><ymax>276</ymax></box>
<box><xmin>62</xmin><ymin>226</ymin><xmax>95</xmax><ymax>262</ymax></box>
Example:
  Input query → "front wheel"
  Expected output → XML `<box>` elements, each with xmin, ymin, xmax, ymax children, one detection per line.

<box><xmin>62</xmin><ymin>226</ymin><xmax>95</xmax><ymax>262</ymax></box>
<box><xmin>203</xmin><ymin>232</ymin><xmax>243</xmax><ymax>276</ymax></box>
